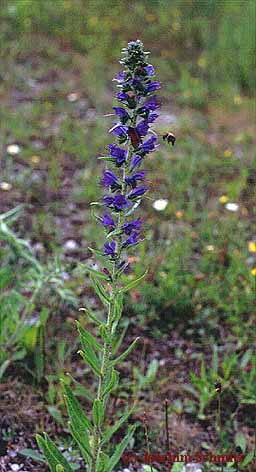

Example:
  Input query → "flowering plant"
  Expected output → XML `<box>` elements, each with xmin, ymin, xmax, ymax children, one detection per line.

<box><xmin>37</xmin><ymin>40</ymin><xmax>161</xmax><ymax>472</ymax></box>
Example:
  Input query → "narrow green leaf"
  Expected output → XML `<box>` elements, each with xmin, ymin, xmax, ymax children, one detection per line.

<box><xmin>101</xmin><ymin>406</ymin><xmax>135</xmax><ymax>445</ymax></box>
<box><xmin>235</xmin><ymin>431</ymin><xmax>247</xmax><ymax>453</ymax></box>
<box><xmin>36</xmin><ymin>434</ymin><xmax>73</xmax><ymax>472</ymax></box>
<box><xmin>78</xmin><ymin>349</ymin><xmax>101</xmax><ymax>376</ymax></box>
<box><xmin>97</xmin><ymin>156</ymin><xmax>116</xmax><ymax>162</ymax></box>
<box><xmin>99</xmin><ymin>324</ymin><xmax>111</xmax><ymax>343</ymax></box>
<box><xmin>120</xmin><ymin>271</ymin><xmax>148</xmax><ymax>293</ymax></box>
<box><xmin>77</xmin><ymin>322</ymin><xmax>103</xmax><ymax>352</ymax></box>
<box><xmin>103</xmin><ymin>369</ymin><xmax>119</xmax><ymax>398</ymax></box>
<box><xmin>105</xmin><ymin>424</ymin><xmax>137</xmax><ymax>471</ymax></box>
<box><xmin>19</xmin><ymin>448</ymin><xmax>46</xmax><ymax>463</ymax></box>
<box><xmin>68</xmin><ymin>421</ymin><xmax>91</xmax><ymax>462</ymax></box>
<box><xmin>241</xmin><ymin>450</ymin><xmax>254</xmax><ymax>467</ymax></box>
<box><xmin>110</xmin><ymin>338</ymin><xmax>140</xmax><ymax>367</ymax></box>
<box><xmin>90</xmin><ymin>274</ymin><xmax>110</xmax><ymax>306</ymax></box>
<box><xmin>66</xmin><ymin>374</ymin><xmax>94</xmax><ymax>402</ymax></box>
<box><xmin>62</xmin><ymin>382</ymin><xmax>93</xmax><ymax>432</ymax></box>
<box><xmin>93</xmin><ymin>399</ymin><xmax>104</xmax><ymax>427</ymax></box>
<box><xmin>79</xmin><ymin>307</ymin><xmax>102</xmax><ymax>326</ymax></box>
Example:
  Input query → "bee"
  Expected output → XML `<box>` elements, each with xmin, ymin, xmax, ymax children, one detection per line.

<box><xmin>214</xmin><ymin>382</ymin><xmax>222</xmax><ymax>394</ymax></box>
<box><xmin>162</xmin><ymin>132</ymin><xmax>176</xmax><ymax>146</ymax></box>
<box><xmin>128</xmin><ymin>127</ymin><xmax>142</xmax><ymax>148</ymax></box>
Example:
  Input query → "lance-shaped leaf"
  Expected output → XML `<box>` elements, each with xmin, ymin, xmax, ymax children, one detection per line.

<box><xmin>97</xmin><ymin>452</ymin><xmax>110</xmax><ymax>472</ymax></box>
<box><xmin>101</xmin><ymin>406</ymin><xmax>135</xmax><ymax>446</ymax></box>
<box><xmin>100</xmin><ymin>324</ymin><xmax>111</xmax><ymax>344</ymax></box>
<box><xmin>110</xmin><ymin>337</ymin><xmax>140</xmax><ymax>367</ymax></box>
<box><xmin>62</xmin><ymin>382</ymin><xmax>93</xmax><ymax>432</ymax></box>
<box><xmin>79</xmin><ymin>307</ymin><xmax>102</xmax><ymax>327</ymax></box>
<box><xmin>77</xmin><ymin>322</ymin><xmax>103</xmax><ymax>352</ymax></box>
<box><xmin>65</xmin><ymin>374</ymin><xmax>94</xmax><ymax>402</ymax></box>
<box><xmin>78</xmin><ymin>349</ymin><xmax>101</xmax><ymax>377</ymax></box>
<box><xmin>111</xmin><ymin>293</ymin><xmax>124</xmax><ymax>335</ymax></box>
<box><xmin>90</xmin><ymin>274</ymin><xmax>110</xmax><ymax>306</ymax></box>
<box><xmin>68</xmin><ymin>421</ymin><xmax>91</xmax><ymax>463</ymax></box>
<box><xmin>97</xmin><ymin>156</ymin><xmax>116</xmax><ymax>163</ymax></box>
<box><xmin>79</xmin><ymin>263</ymin><xmax>110</xmax><ymax>280</ymax></box>
<box><xmin>105</xmin><ymin>424</ymin><xmax>137</xmax><ymax>472</ymax></box>
<box><xmin>120</xmin><ymin>271</ymin><xmax>148</xmax><ymax>293</ymax></box>
<box><xmin>93</xmin><ymin>399</ymin><xmax>104</xmax><ymax>427</ymax></box>
<box><xmin>36</xmin><ymin>433</ymin><xmax>73</xmax><ymax>472</ymax></box>
<box><xmin>102</xmin><ymin>369</ymin><xmax>119</xmax><ymax>398</ymax></box>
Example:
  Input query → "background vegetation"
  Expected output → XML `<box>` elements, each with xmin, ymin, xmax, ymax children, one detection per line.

<box><xmin>0</xmin><ymin>1</ymin><xmax>255</xmax><ymax>471</ymax></box>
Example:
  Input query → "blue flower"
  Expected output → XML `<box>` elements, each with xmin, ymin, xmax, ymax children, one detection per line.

<box><xmin>145</xmin><ymin>64</ymin><xmax>155</xmax><ymax>76</ymax></box>
<box><xmin>125</xmin><ymin>171</ymin><xmax>146</xmax><ymax>188</ymax></box>
<box><xmin>130</xmin><ymin>154</ymin><xmax>143</xmax><ymax>170</ymax></box>
<box><xmin>113</xmin><ymin>107</ymin><xmax>130</xmax><ymax>123</ymax></box>
<box><xmin>100</xmin><ymin>212</ymin><xmax>116</xmax><ymax>228</ymax></box>
<box><xmin>116</xmin><ymin>91</ymin><xmax>129</xmax><ymax>101</ymax></box>
<box><xmin>104</xmin><ymin>240</ymin><xmax>117</xmax><ymax>257</ymax></box>
<box><xmin>139</xmin><ymin>136</ymin><xmax>157</xmax><ymax>154</ymax></box>
<box><xmin>113</xmin><ymin>71</ymin><xmax>126</xmax><ymax>83</ymax></box>
<box><xmin>117</xmin><ymin>260</ymin><xmax>130</xmax><ymax>274</ymax></box>
<box><xmin>103</xmin><ymin>194</ymin><xmax>130</xmax><ymax>212</ymax></box>
<box><xmin>136</xmin><ymin>120</ymin><xmax>149</xmax><ymax>137</ymax></box>
<box><xmin>138</xmin><ymin>96</ymin><xmax>160</xmax><ymax>114</ymax></box>
<box><xmin>109</xmin><ymin>144</ymin><xmax>127</xmax><ymax>166</ymax></box>
<box><xmin>122</xmin><ymin>218</ymin><xmax>142</xmax><ymax>235</ymax></box>
<box><xmin>122</xmin><ymin>231</ymin><xmax>140</xmax><ymax>248</ymax></box>
<box><xmin>109</xmin><ymin>124</ymin><xmax>129</xmax><ymax>141</ymax></box>
<box><xmin>100</xmin><ymin>170</ymin><xmax>120</xmax><ymax>190</ymax></box>
<box><xmin>146</xmin><ymin>81</ymin><xmax>161</xmax><ymax>93</ymax></box>
<box><xmin>148</xmin><ymin>113</ymin><xmax>159</xmax><ymax>123</ymax></box>
<box><xmin>128</xmin><ymin>186</ymin><xmax>148</xmax><ymax>200</ymax></box>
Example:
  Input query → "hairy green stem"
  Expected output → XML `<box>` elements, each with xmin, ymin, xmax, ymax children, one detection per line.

<box><xmin>89</xmin><ymin>124</ymin><xmax>136</xmax><ymax>472</ymax></box>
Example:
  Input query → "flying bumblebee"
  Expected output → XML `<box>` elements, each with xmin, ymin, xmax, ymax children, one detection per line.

<box><xmin>162</xmin><ymin>132</ymin><xmax>176</xmax><ymax>146</ymax></box>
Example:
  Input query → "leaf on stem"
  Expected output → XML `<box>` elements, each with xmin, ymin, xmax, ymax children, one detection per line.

<box><xmin>93</xmin><ymin>399</ymin><xmax>104</xmax><ymax>427</ymax></box>
<box><xmin>36</xmin><ymin>433</ymin><xmax>73</xmax><ymax>472</ymax></box>
<box><xmin>110</xmin><ymin>337</ymin><xmax>140</xmax><ymax>367</ymax></box>
<box><xmin>101</xmin><ymin>406</ymin><xmax>135</xmax><ymax>446</ymax></box>
<box><xmin>77</xmin><ymin>322</ymin><xmax>103</xmax><ymax>352</ymax></box>
<box><xmin>120</xmin><ymin>271</ymin><xmax>148</xmax><ymax>293</ymax></box>
<box><xmin>105</xmin><ymin>424</ymin><xmax>137</xmax><ymax>472</ymax></box>
<box><xmin>102</xmin><ymin>369</ymin><xmax>119</xmax><ymax>398</ymax></box>
<box><xmin>90</xmin><ymin>274</ymin><xmax>110</xmax><ymax>306</ymax></box>
<box><xmin>79</xmin><ymin>307</ymin><xmax>102</xmax><ymax>326</ymax></box>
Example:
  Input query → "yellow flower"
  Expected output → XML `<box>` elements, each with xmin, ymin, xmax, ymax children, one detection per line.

<box><xmin>251</xmin><ymin>268</ymin><xmax>256</xmax><ymax>276</ymax></box>
<box><xmin>145</xmin><ymin>14</ymin><xmax>156</xmax><ymax>23</ymax></box>
<box><xmin>248</xmin><ymin>241</ymin><xmax>256</xmax><ymax>253</ymax></box>
<box><xmin>219</xmin><ymin>195</ymin><xmax>229</xmax><ymax>204</ymax></box>
<box><xmin>197</xmin><ymin>57</ymin><xmax>207</xmax><ymax>68</ymax></box>
<box><xmin>206</xmin><ymin>245</ymin><xmax>215</xmax><ymax>252</ymax></box>
<box><xmin>175</xmin><ymin>210</ymin><xmax>184</xmax><ymax>219</ymax></box>
<box><xmin>234</xmin><ymin>95</ymin><xmax>242</xmax><ymax>105</ymax></box>
<box><xmin>31</xmin><ymin>155</ymin><xmax>40</xmax><ymax>164</ymax></box>
<box><xmin>223</xmin><ymin>149</ymin><xmax>232</xmax><ymax>158</ymax></box>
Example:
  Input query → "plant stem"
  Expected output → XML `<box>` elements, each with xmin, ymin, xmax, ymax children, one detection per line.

<box><xmin>89</xmin><ymin>132</ymin><xmax>136</xmax><ymax>472</ymax></box>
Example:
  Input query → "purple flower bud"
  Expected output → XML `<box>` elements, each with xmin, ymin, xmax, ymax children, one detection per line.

<box><xmin>113</xmin><ymin>107</ymin><xmax>129</xmax><ymax>122</ymax></box>
<box><xmin>104</xmin><ymin>194</ymin><xmax>130</xmax><ymax>212</ymax></box>
<box><xmin>100</xmin><ymin>212</ymin><xmax>116</xmax><ymax>228</ymax></box>
<box><xmin>117</xmin><ymin>260</ymin><xmax>130</xmax><ymax>274</ymax></box>
<box><xmin>138</xmin><ymin>96</ymin><xmax>160</xmax><ymax>113</ymax></box>
<box><xmin>116</xmin><ymin>91</ymin><xmax>129</xmax><ymax>101</ymax></box>
<box><xmin>146</xmin><ymin>81</ymin><xmax>161</xmax><ymax>93</ymax></box>
<box><xmin>122</xmin><ymin>231</ymin><xmax>140</xmax><ymax>248</ymax></box>
<box><xmin>102</xmin><ymin>267</ymin><xmax>111</xmax><ymax>276</ymax></box>
<box><xmin>128</xmin><ymin>186</ymin><xmax>148</xmax><ymax>200</ymax></box>
<box><xmin>130</xmin><ymin>154</ymin><xmax>143</xmax><ymax>171</ymax></box>
<box><xmin>140</xmin><ymin>136</ymin><xmax>157</xmax><ymax>154</ymax></box>
<box><xmin>122</xmin><ymin>218</ymin><xmax>142</xmax><ymax>235</ymax></box>
<box><xmin>125</xmin><ymin>171</ymin><xmax>146</xmax><ymax>188</ymax></box>
<box><xmin>148</xmin><ymin>113</ymin><xmax>159</xmax><ymax>123</ymax></box>
<box><xmin>113</xmin><ymin>71</ymin><xmax>126</xmax><ymax>83</ymax></box>
<box><xmin>100</xmin><ymin>170</ymin><xmax>120</xmax><ymax>189</ymax></box>
<box><xmin>145</xmin><ymin>64</ymin><xmax>155</xmax><ymax>76</ymax></box>
<box><xmin>104</xmin><ymin>240</ymin><xmax>117</xmax><ymax>257</ymax></box>
<box><xmin>109</xmin><ymin>144</ymin><xmax>127</xmax><ymax>166</ymax></box>
<box><xmin>136</xmin><ymin>120</ymin><xmax>149</xmax><ymax>137</ymax></box>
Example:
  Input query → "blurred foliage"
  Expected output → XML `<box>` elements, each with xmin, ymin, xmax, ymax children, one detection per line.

<box><xmin>0</xmin><ymin>0</ymin><xmax>255</xmax><ymax>98</ymax></box>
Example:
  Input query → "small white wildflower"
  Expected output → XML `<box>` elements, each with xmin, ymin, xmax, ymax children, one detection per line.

<box><xmin>0</xmin><ymin>182</ymin><xmax>12</xmax><ymax>191</ymax></box>
<box><xmin>67</xmin><ymin>92</ymin><xmax>79</xmax><ymax>102</ymax></box>
<box><xmin>152</xmin><ymin>199</ymin><xmax>168</xmax><ymax>211</ymax></box>
<box><xmin>7</xmin><ymin>144</ymin><xmax>21</xmax><ymax>155</ymax></box>
<box><xmin>225</xmin><ymin>203</ymin><xmax>239</xmax><ymax>212</ymax></box>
